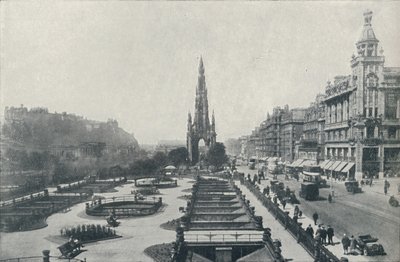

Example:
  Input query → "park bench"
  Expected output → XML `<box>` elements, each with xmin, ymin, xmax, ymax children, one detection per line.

<box><xmin>58</xmin><ymin>239</ymin><xmax>84</xmax><ymax>258</ymax></box>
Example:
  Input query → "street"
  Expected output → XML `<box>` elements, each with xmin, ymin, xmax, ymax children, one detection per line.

<box><xmin>236</xmin><ymin>165</ymin><xmax>400</xmax><ymax>262</ymax></box>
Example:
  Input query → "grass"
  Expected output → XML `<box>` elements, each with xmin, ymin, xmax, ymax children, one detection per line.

<box><xmin>144</xmin><ymin>243</ymin><xmax>174</xmax><ymax>262</ymax></box>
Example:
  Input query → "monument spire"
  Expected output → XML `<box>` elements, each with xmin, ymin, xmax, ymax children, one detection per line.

<box><xmin>187</xmin><ymin>57</ymin><xmax>217</xmax><ymax>164</ymax></box>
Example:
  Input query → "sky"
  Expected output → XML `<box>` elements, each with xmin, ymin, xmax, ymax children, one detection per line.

<box><xmin>1</xmin><ymin>1</ymin><xmax>400</xmax><ymax>145</ymax></box>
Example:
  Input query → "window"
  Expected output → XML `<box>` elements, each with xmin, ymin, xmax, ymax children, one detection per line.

<box><xmin>388</xmin><ymin>127</ymin><xmax>397</xmax><ymax>139</ymax></box>
<box><xmin>366</xmin><ymin>125</ymin><xmax>374</xmax><ymax>138</ymax></box>
<box><xmin>386</xmin><ymin>93</ymin><xmax>399</xmax><ymax>119</ymax></box>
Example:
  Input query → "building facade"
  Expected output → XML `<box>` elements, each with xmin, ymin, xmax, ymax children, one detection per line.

<box><xmin>241</xmin><ymin>10</ymin><xmax>399</xmax><ymax>179</ymax></box>
<box><xmin>296</xmin><ymin>94</ymin><xmax>325</xmax><ymax>162</ymax></box>
<box><xmin>245</xmin><ymin>105</ymin><xmax>306</xmax><ymax>162</ymax></box>
<box><xmin>324</xmin><ymin>10</ymin><xmax>400</xmax><ymax>179</ymax></box>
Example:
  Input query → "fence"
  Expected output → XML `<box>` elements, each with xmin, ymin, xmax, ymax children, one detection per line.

<box><xmin>0</xmin><ymin>250</ymin><xmax>85</xmax><ymax>262</ymax></box>
<box><xmin>85</xmin><ymin>196</ymin><xmax>162</xmax><ymax>217</ymax></box>
<box><xmin>239</xmin><ymin>176</ymin><xmax>340</xmax><ymax>262</ymax></box>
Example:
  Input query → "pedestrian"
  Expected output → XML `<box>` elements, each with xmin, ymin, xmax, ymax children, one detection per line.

<box><xmin>315</xmin><ymin>224</ymin><xmax>321</xmax><ymax>237</ymax></box>
<box><xmin>293</xmin><ymin>214</ymin><xmax>298</xmax><ymax>224</ymax></box>
<box><xmin>384</xmin><ymin>185</ymin><xmax>388</xmax><ymax>195</ymax></box>
<box><xmin>294</xmin><ymin>205</ymin><xmax>299</xmax><ymax>216</ymax></box>
<box><xmin>273</xmin><ymin>195</ymin><xmax>278</xmax><ymax>205</ymax></box>
<box><xmin>312</xmin><ymin>212</ymin><xmax>319</xmax><ymax>225</ymax></box>
<box><xmin>265</xmin><ymin>185</ymin><xmax>270</xmax><ymax>196</ymax></box>
<box><xmin>349</xmin><ymin>235</ymin><xmax>356</xmax><ymax>254</ymax></box>
<box><xmin>305</xmin><ymin>224</ymin><xmax>314</xmax><ymax>238</ymax></box>
<box><xmin>286</xmin><ymin>186</ymin><xmax>291</xmax><ymax>197</ymax></box>
<box><xmin>320</xmin><ymin>226</ymin><xmax>327</xmax><ymax>245</ymax></box>
<box><xmin>281</xmin><ymin>199</ymin><xmax>286</xmax><ymax>209</ymax></box>
<box><xmin>328</xmin><ymin>193</ymin><xmax>332</xmax><ymax>203</ymax></box>
<box><xmin>327</xmin><ymin>225</ymin><xmax>334</xmax><ymax>245</ymax></box>
<box><xmin>385</xmin><ymin>179</ymin><xmax>390</xmax><ymax>189</ymax></box>
<box><xmin>341</xmin><ymin>234</ymin><xmax>350</xmax><ymax>255</ymax></box>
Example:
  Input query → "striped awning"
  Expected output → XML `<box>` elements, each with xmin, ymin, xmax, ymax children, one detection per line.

<box><xmin>334</xmin><ymin>161</ymin><xmax>348</xmax><ymax>172</ymax></box>
<box><xmin>323</xmin><ymin>161</ymin><xmax>335</xmax><ymax>170</ymax></box>
<box><xmin>319</xmin><ymin>160</ymin><xmax>330</xmax><ymax>169</ymax></box>
<box><xmin>326</xmin><ymin>161</ymin><xmax>342</xmax><ymax>171</ymax></box>
<box><xmin>299</xmin><ymin>160</ymin><xmax>317</xmax><ymax>167</ymax></box>
<box><xmin>341</xmin><ymin>162</ymin><xmax>355</xmax><ymax>173</ymax></box>
<box><xmin>291</xmin><ymin>159</ymin><xmax>305</xmax><ymax>167</ymax></box>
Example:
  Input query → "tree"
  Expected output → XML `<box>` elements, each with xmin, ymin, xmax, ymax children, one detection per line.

<box><xmin>153</xmin><ymin>152</ymin><xmax>168</xmax><ymax>168</ymax></box>
<box><xmin>206</xmin><ymin>142</ymin><xmax>228</xmax><ymax>169</ymax></box>
<box><xmin>168</xmin><ymin>147</ymin><xmax>189</xmax><ymax>167</ymax></box>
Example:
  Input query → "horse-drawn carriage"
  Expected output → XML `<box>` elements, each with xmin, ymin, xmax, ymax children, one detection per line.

<box><xmin>356</xmin><ymin>234</ymin><xmax>385</xmax><ymax>256</ymax></box>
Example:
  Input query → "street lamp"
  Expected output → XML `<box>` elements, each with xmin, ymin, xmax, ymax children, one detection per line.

<box><xmin>352</xmin><ymin>114</ymin><xmax>365</xmax><ymax>182</ymax></box>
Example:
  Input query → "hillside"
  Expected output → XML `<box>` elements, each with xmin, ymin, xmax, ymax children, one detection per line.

<box><xmin>2</xmin><ymin>106</ymin><xmax>139</xmax><ymax>149</ymax></box>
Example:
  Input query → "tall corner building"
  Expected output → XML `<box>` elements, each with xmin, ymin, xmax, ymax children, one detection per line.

<box><xmin>323</xmin><ymin>10</ymin><xmax>400</xmax><ymax>180</ymax></box>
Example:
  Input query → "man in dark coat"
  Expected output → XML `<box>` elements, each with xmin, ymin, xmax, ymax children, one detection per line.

<box><xmin>281</xmin><ymin>199</ymin><xmax>286</xmax><ymax>209</ymax></box>
<box><xmin>327</xmin><ymin>225</ymin><xmax>334</xmax><ymax>245</ymax></box>
<box><xmin>312</xmin><ymin>212</ymin><xmax>319</xmax><ymax>225</ymax></box>
<box><xmin>265</xmin><ymin>185</ymin><xmax>270</xmax><ymax>196</ymax></box>
<box><xmin>305</xmin><ymin>224</ymin><xmax>314</xmax><ymax>238</ymax></box>
<box><xmin>341</xmin><ymin>234</ymin><xmax>350</xmax><ymax>255</ymax></box>
<box><xmin>320</xmin><ymin>226</ymin><xmax>327</xmax><ymax>245</ymax></box>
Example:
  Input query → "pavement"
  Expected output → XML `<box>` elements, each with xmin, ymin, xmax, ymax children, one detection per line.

<box><xmin>235</xmin><ymin>181</ymin><xmax>314</xmax><ymax>261</ymax></box>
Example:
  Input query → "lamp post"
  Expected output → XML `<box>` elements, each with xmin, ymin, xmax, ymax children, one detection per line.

<box><xmin>353</xmin><ymin>114</ymin><xmax>365</xmax><ymax>182</ymax></box>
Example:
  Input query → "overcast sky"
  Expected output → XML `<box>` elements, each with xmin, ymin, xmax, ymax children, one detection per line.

<box><xmin>1</xmin><ymin>1</ymin><xmax>400</xmax><ymax>144</ymax></box>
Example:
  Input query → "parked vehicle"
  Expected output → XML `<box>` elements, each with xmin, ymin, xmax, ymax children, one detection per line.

<box><xmin>389</xmin><ymin>195</ymin><xmax>399</xmax><ymax>207</ymax></box>
<box><xmin>345</xmin><ymin>181</ymin><xmax>362</xmax><ymax>193</ymax></box>
<box><xmin>356</xmin><ymin>234</ymin><xmax>385</xmax><ymax>256</ymax></box>
<box><xmin>299</xmin><ymin>182</ymin><xmax>319</xmax><ymax>201</ymax></box>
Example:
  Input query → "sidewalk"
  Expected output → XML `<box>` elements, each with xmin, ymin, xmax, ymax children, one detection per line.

<box><xmin>235</xmin><ymin>181</ymin><xmax>313</xmax><ymax>261</ymax></box>
<box><xmin>250</xmin><ymin>179</ymin><xmax>371</xmax><ymax>262</ymax></box>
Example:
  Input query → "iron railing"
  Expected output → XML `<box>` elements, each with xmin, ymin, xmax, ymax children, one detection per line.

<box><xmin>240</xmin><ymin>177</ymin><xmax>340</xmax><ymax>262</ymax></box>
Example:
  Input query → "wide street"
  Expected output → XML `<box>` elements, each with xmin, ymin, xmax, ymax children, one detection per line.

<box><xmin>236</xmin><ymin>165</ymin><xmax>400</xmax><ymax>262</ymax></box>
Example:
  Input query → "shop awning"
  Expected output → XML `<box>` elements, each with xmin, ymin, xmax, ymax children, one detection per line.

<box><xmin>326</xmin><ymin>161</ymin><xmax>342</xmax><ymax>171</ymax></box>
<box><xmin>323</xmin><ymin>161</ymin><xmax>335</xmax><ymax>170</ymax></box>
<box><xmin>334</xmin><ymin>161</ymin><xmax>348</xmax><ymax>172</ymax></box>
<box><xmin>341</xmin><ymin>162</ymin><xmax>355</xmax><ymax>173</ymax></box>
<box><xmin>299</xmin><ymin>160</ymin><xmax>317</xmax><ymax>167</ymax></box>
<box><xmin>319</xmin><ymin>160</ymin><xmax>330</xmax><ymax>169</ymax></box>
<box><xmin>291</xmin><ymin>159</ymin><xmax>305</xmax><ymax>167</ymax></box>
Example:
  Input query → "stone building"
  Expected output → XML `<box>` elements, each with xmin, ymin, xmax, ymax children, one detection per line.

<box><xmin>248</xmin><ymin>105</ymin><xmax>306</xmax><ymax>162</ymax></box>
<box><xmin>323</xmin><ymin>10</ymin><xmax>400</xmax><ymax>180</ymax></box>
<box><xmin>280</xmin><ymin>107</ymin><xmax>306</xmax><ymax>162</ymax></box>
<box><xmin>295</xmin><ymin>94</ymin><xmax>325</xmax><ymax>162</ymax></box>
<box><xmin>240</xmin><ymin>10</ymin><xmax>399</xmax><ymax>179</ymax></box>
